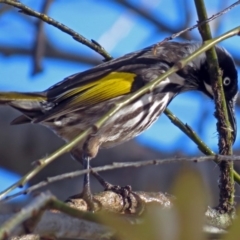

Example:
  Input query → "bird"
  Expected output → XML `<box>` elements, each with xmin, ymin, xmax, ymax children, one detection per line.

<box><xmin>0</xmin><ymin>41</ymin><xmax>238</xmax><ymax>207</ymax></box>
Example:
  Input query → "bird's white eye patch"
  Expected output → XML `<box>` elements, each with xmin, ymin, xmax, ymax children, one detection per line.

<box><xmin>223</xmin><ymin>77</ymin><xmax>231</xmax><ymax>86</ymax></box>
<box><xmin>232</xmin><ymin>92</ymin><xmax>238</xmax><ymax>104</ymax></box>
<box><xmin>204</xmin><ymin>81</ymin><xmax>213</xmax><ymax>96</ymax></box>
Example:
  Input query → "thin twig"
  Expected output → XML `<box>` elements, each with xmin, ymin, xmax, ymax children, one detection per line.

<box><xmin>3</xmin><ymin>154</ymin><xmax>240</xmax><ymax>202</ymax></box>
<box><xmin>0</xmin><ymin>0</ymin><xmax>112</xmax><ymax>61</ymax></box>
<box><xmin>0</xmin><ymin>41</ymin><xmax>101</xmax><ymax>65</ymax></box>
<box><xmin>164</xmin><ymin>109</ymin><xmax>240</xmax><ymax>184</ymax></box>
<box><xmin>155</xmin><ymin>0</ymin><xmax>240</xmax><ymax>46</ymax></box>
<box><xmin>115</xmin><ymin>0</ymin><xmax>182</xmax><ymax>33</ymax></box>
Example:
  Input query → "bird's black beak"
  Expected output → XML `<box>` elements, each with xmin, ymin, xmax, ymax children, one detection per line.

<box><xmin>227</xmin><ymin>100</ymin><xmax>237</xmax><ymax>144</ymax></box>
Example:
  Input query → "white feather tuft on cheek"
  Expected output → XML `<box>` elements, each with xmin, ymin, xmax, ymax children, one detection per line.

<box><xmin>204</xmin><ymin>82</ymin><xmax>213</xmax><ymax>96</ymax></box>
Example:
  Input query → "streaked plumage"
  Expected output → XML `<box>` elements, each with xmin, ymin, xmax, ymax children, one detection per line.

<box><xmin>0</xmin><ymin>41</ymin><xmax>238</xmax><ymax>201</ymax></box>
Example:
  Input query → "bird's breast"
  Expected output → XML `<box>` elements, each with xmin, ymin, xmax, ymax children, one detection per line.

<box><xmin>100</xmin><ymin>92</ymin><xmax>173</xmax><ymax>148</ymax></box>
<box><xmin>45</xmin><ymin>92</ymin><xmax>174</xmax><ymax>150</ymax></box>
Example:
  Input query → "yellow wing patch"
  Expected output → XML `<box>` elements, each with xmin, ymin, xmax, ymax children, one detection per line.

<box><xmin>58</xmin><ymin>72</ymin><xmax>136</xmax><ymax>107</ymax></box>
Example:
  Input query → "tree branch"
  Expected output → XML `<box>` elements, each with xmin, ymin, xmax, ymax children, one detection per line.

<box><xmin>155</xmin><ymin>0</ymin><xmax>240</xmax><ymax>46</ymax></box>
<box><xmin>0</xmin><ymin>191</ymin><xmax>236</xmax><ymax>239</ymax></box>
<box><xmin>0</xmin><ymin>0</ymin><xmax>112</xmax><ymax>61</ymax></box>
<box><xmin>31</xmin><ymin>0</ymin><xmax>53</xmax><ymax>75</ymax></box>
<box><xmin>0</xmin><ymin>26</ymin><xmax>239</xmax><ymax>200</ymax></box>
<box><xmin>0</xmin><ymin>42</ymin><xmax>101</xmax><ymax>66</ymax></box>
<box><xmin>195</xmin><ymin>0</ymin><xmax>235</xmax><ymax>213</ymax></box>
<box><xmin>3</xmin><ymin>154</ymin><xmax>240</xmax><ymax>202</ymax></box>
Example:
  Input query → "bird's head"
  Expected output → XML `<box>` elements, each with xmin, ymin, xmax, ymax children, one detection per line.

<box><xmin>190</xmin><ymin>45</ymin><xmax>238</xmax><ymax>143</ymax></box>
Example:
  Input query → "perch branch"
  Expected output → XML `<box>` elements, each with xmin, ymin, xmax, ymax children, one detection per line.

<box><xmin>3</xmin><ymin>154</ymin><xmax>240</xmax><ymax>202</ymax></box>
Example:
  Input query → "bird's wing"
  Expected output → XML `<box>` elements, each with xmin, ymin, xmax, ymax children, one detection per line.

<box><xmin>36</xmin><ymin>47</ymin><xmax>158</xmax><ymax>122</ymax></box>
<box><xmin>36</xmin><ymin>42</ymin><xmax>195</xmax><ymax>123</ymax></box>
<box><xmin>36</xmin><ymin>72</ymin><xmax>139</xmax><ymax>122</ymax></box>
<box><xmin>45</xmin><ymin>45</ymin><xmax>153</xmax><ymax>100</ymax></box>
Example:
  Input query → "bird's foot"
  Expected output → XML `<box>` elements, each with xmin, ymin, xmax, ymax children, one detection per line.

<box><xmin>91</xmin><ymin>172</ymin><xmax>144</xmax><ymax>214</ymax></box>
<box><xmin>104</xmin><ymin>183</ymin><xmax>144</xmax><ymax>215</ymax></box>
<box><xmin>91</xmin><ymin>171</ymin><xmax>144</xmax><ymax>215</ymax></box>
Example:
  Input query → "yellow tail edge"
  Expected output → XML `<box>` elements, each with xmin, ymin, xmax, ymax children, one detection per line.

<box><xmin>0</xmin><ymin>92</ymin><xmax>47</xmax><ymax>103</ymax></box>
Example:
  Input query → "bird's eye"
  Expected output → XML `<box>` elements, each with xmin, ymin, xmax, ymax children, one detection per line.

<box><xmin>223</xmin><ymin>77</ymin><xmax>231</xmax><ymax>86</ymax></box>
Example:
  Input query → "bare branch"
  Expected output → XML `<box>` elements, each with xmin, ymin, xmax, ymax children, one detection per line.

<box><xmin>0</xmin><ymin>0</ymin><xmax>112</xmax><ymax>61</ymax></box>
<box><xmin>0</xmin><ymin>42</ymin><xmax>101</xmax><ymax>66</ymax></box>
<box><xmin>164</xmin><ymin>109</ymin><xmax>240</xmax><ymax>184</ymax></box>
<box><xmin>155</xmin><ymin>0</ymin><xmax>240</xmax><ymax>46</ymax></box>
<box><xmin>0</xmin><ymin>27</ymin><xmax>239</xmax><ymax>200</ymax></box>
<box><xmin>32</xmin><ymin>0</ymin><xmax>53</xmax><ymax>75</ymax></box>
<box><xmin>115</xmin><ymin>0</ymin><xmax>184</xmax><ymax>33</ymax></box>
<box><xmin>3</xmin><ymin>154</ymin><xmax>240</xmax><ymax>202</ymax></box>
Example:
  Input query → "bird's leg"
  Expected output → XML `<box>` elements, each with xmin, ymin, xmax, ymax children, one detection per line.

<box><xmin>89</xmin><ymin>169</ymin><xmax>112</xmax><ymax>190</ymax></box>
<box><xmin>70</xmin><ymin>148</ymin><xmax>143</xmax><ymax>213</ymax></box>
<box><xmin>81</xmin><ymin>154</ymin><xmax>93</xmax><ymax>204</ymax></box>
<box><xmin>68</xmin><ymin>151</ymin><xmax>95</xmax><ymax>210</ymax></box>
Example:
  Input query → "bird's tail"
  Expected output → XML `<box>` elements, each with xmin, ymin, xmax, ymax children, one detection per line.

<box><xmin>0</xmin><ymin>92</ymin><xmax>47</xmax><ymax>124</ymax></box>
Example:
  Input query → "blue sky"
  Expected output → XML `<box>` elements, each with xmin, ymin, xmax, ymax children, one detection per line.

<box><xmin>0</xmin><ymin>0</ymin><xmax>239</xmax><ymax>190</ymax></box>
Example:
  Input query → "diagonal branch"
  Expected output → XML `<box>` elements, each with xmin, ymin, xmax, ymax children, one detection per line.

<box><xmin>0</xmin><ymin>0</ymin><xmax>112</xmax><ymax>61</ymax></box>
<box><xmin>155</xmin><ymin>0</ymin><xmax>240</xmax><ymax>46</ymax></box>
<box><xmin>115</xmin><ymin>0</ymin><xmax>183</xmax><ymax>33</ymax></box>
<box><xmin>164</xmin><ymin>108</ymin><xmax>240</xmax><ymax>184</ymax></box>
<box><xmin>0</xmin><ymin>26</ymin><xmax>239</xmax><ymax>200</ymax></box>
